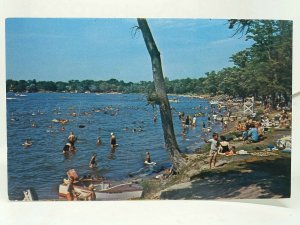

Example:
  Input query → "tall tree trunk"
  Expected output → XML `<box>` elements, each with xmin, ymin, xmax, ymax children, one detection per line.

<box><xmin>137</xmin><ymin>18</ymin><xmax>185</xmax><ymax>172</ymax></box>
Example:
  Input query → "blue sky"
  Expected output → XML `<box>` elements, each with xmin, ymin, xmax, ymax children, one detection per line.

<box><xmin>5</xmin><ymin>18</ymin><xmax>252</xmax><ymax>82</ymax></box>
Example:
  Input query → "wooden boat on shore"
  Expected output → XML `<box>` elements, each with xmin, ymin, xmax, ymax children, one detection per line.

<box><xmin>59</xmin><ymin>181</ymin><xmax>143</xmax><ymax>201</ymax></box>
<box><xmin>94</xmin><ymin>183</ymin><xmax>143</xmax><ymax>200</ymax></box>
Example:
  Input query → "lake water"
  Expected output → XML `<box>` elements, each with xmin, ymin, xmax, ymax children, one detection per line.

<box><xmin>7</xmin><ymin>93</ymin><xmax>223</xmax><ymax>200</ymax></box>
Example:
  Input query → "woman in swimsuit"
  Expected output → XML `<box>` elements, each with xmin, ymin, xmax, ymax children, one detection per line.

<box><xmin>219</xmin><ymin>136</ymin><xmax>230</xmax><ymax>154</ymax></box>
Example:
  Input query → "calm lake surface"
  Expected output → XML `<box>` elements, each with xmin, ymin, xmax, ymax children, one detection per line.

<box><xmin>7</xmin><ymin>93</ymin><xmax>223</xmax><ymax>200</ymax></box>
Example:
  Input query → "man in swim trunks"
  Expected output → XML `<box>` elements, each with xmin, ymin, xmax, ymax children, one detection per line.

<box><xmin>110</xmin><ymin>132</ymin><xmax>117</xmax><ymax>149</ymax></box>
<box><xmin>204</xmin><ymin>133</ymin><xmax>219</xmax><ymax>169</ymax></box>
<box><xmin>68</xmin><ymin>132</ymin><xmax>77</xmax><ymax>150</ymax></box>
<box><xmin>89</xmin><ymin>153</ymin><xmax>97</xmax><ymax>168</ymax></box>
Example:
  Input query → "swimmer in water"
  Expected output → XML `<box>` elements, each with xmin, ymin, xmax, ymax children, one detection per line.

<box><xmin>153</xmin><ymin>116</ymin><xmax>157</xmax><ymax>123</ymax></box>
<box><xmin>145</xmin><ymin>151</ymin><xmax>151</xmax><ymax>163</ymax></box>
<box><xmin>68</xmin><ymin>132</ymin><xmax>77</xmax><ymax>151</ymax></box>
<box><xmin>62</xmin><ymin>143</ymin><xmax>71</xmax><ymax>154</ymax></box>
<box><xmin>23</xmin><ymin>139</ymin><xmax>32</xmax><ymax>147</ymax></box>
<box><xmin>110</xmin><ymin>132</ymin><xmax>117</xmax><ymax>149</ymax></box>
<box><xmin>96</xmin><ymin>136</ymin><xmax>102</xmax><ymax>145</ymax></box>
<box><xmin>89</xmin><ymin>153</ymin><xmax>97</xmax><ymax>168</ymax></box>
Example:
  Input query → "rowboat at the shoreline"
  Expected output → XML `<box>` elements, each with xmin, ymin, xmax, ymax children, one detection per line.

<box><xmin>58</xmin><ymin>181</ymin><xmax>143</xmax><ymax>201</ymax></box>
<box><xmin>59</xmin><ymin>169</ymin><xmax>143</xmax><ymax>200</ymax></box>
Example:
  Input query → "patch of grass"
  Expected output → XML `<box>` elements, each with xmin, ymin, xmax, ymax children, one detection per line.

<box><xmin>140</xmin><ymin>179</ymin><xmax>163</xmax><ymax>199</ymax></box>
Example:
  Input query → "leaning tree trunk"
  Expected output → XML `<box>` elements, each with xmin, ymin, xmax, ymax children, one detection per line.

<box><xmin>137</xmin><ymin>18</ymin><xmax>186</xmax><ymax>172</ymax></box>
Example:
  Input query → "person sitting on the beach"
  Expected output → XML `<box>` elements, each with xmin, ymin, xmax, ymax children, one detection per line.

<box><xmin>66</xmin><ymin>176</ymin><xmax>77</xmax><ymax>201</ymax></box>
<box><xmin>145</xmin><ymin>151</ymin><xmax>151</xmax><ymax>163</ymax></box>
<box><xmin>247</xmin><ymin>126</ymin><xmax>259</xmax><ymax>143</ymax></box>
<box><xmin>236</xmin><ymin>121</ymin><xmax>243</xmax><ymax>131</ymax></box>
<box><xmin>203</xmin><ymin>133</ymin><xmax>219</xmax><ymax>169</ymax></box>
<box><xmin>242</xmin><ymin>128</ymin><xmax>249</xmax><ymax>142</ymax></box>
<box><xmin>225</xmin><ymin>146</ymin><xmax>236</xmax><ymax>156</ymax></box>
<box><xmin>89</xmin><ymin>153</ymin><xmax>97</xmax><ymax>168</ymax></box>
<box><xmin>219</xmin><ymin>136</ymin><xmax>230</xmax><ymax>154</ymax></box>
<box><xmin>256</xmin><ymin>122</ymin><xmax>264</xmax><ymax>140</ymax></box>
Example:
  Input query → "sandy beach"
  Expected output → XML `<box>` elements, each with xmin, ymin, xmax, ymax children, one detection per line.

<box><xmin>140</xmin><ymin>102</ymin><xmax>291</xmax><ymax>200</ymax></box>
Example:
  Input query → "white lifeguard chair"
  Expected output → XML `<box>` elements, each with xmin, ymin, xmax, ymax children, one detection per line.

<box><xmin>244</xmin><ymin>97</ymin><xmax>254</xmax><ymax>115</ymax></box>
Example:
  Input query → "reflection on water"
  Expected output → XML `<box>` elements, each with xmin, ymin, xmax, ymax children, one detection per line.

<box><xmin>7</xmin><ymin>93</ymin><xmax>221</xmax><ymax>200</ymax></box>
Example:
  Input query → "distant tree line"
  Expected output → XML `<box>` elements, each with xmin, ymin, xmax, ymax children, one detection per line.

<box><xmin>6</xmin><ymin>20</ymin><xmax>292</xmax><ymax>105</ymax></box>
<box><xmin>6</xmin><ymin>77</ymin><xmax>210</xmax><ymax>95</ymax></box>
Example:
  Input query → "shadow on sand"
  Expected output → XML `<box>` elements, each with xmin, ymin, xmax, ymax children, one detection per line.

<box><xmin>160</xmin><ymin>157</ymin><xmax>291</xmax><ymax>199</ymax></box>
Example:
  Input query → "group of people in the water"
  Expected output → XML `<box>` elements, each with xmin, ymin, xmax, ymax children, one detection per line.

<box><xmin>60</xmin><ymin>128</ymin><xmax>154</xmax><ymax>171</ymax></box>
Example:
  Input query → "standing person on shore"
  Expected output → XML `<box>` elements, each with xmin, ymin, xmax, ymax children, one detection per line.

<box><xmin>203</xmin><ymin>133</ymin><xmax>219</xmax><ymax>169</ymax></box>
<box><xmin>110</xmin><ymin>132</ymin><xmax>117</xmax><ymax>149</ymax></box>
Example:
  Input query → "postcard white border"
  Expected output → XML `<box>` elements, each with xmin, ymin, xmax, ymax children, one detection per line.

<box><xmin>1</xmin><ymin>0</ymin><xmax>299</xmax><ymax>224</ymax></box>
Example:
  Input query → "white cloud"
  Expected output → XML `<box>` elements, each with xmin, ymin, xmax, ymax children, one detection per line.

<box><xmin>210</xmin><ymin>38</ymin><xmax>234</xmax><ymax>45</ymax></box>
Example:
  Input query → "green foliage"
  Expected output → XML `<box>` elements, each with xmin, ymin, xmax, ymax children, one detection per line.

<box><xmin>229</xmin><ymin>20</ymin><xmax>292</xmax><ymax>104</ymax></box>
<box><xmin>6</xmin><ymin>20</ymin><xmax>292</xmax><ymax>104</ymax></box>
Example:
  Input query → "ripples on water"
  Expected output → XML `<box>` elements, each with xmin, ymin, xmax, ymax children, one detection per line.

<box><xmin>7</xmin><ymin>93</ymin><xmax>223</xmax><ymax>200</ymax></box>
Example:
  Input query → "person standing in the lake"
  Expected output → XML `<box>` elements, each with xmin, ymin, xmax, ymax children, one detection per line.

<box><xmin>145</xmin><ymin>151</ymin><xmax>151</xmax><ymax>163</ymax></box>
<box><xmin>110</xmin><ymin>132</ymin><xmax>117</xmax><ymax>149</ymax></box>
<box><xmin>96</xmin><ymin>136</ymin><xmax>102</xmax><ymax>145</ymax></box>
<box><xmin>192</xmin><ymin>115</ymin><xmax>197</xmax><ymax>127</ymax></box>
<box><xmin>68</xmin><ymin>132</ymin><xmax>77</xmax><ymax>151</ymax></box>
<box><xmin>89</xmin><ymin>153</ymin><xmax>97</xmax><ymax>168</ymax></box>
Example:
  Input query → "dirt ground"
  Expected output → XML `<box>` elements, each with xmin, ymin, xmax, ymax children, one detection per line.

<box><xmin>142</xmin><ymin>119</ymin><xmax>291</xmax><ymax>200</ymax></box>
<box><xmin>159</xmin><ymin>155</ymin><xmax>291</xmax><ymax>199</ymax></box>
